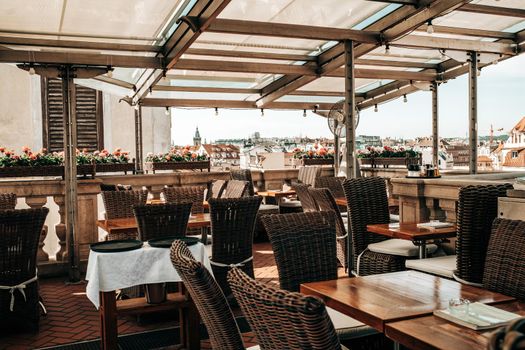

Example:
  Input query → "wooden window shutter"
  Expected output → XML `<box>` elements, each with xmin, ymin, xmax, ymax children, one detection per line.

<box><xmin>41</xmin><ymin>78</ymin><xmax>104</xmax><ymax>152</ymax></box>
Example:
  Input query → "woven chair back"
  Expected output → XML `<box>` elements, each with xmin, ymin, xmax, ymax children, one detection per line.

<box><xmin>228</xmin><ymin>267</ymin><xmax>341</xmax><ymax>350</ymax></box>
<box><xmin>102</xmin><ymin>190</ymin><xmax>147</xmax><ymax>219</ymax></box>
<box><xmin>0</xmin><ymin>193</ymin><xmax>17</xmax><ymax>210</ymax></box>
<box><xmin>163</xmin><ymin>186</ymin><xmax>205</xmax><ymax>214</ymax></box>
<box><xmin>209</xmin><ymin>196</ymin><xmax>262</xmax><ymax>298</ymax></box>
<box><xmin>315</xmin><ymin>176</ymin><xmax>345</xmax><ymax>198</ymax></box>
<box><xmin>292</xmin><ymin>183</ymin><xmax>318</xmax><ymax>212</ymax></box>
<box><xmin>231</xmin><ymin>169</ymin><xmax>255</xmax><ymax>196</ymax></box>
<box><xmin>170</xmin><ymin>241</ymin><xmax>245</xmax><ymax>350</ymax></box>
<box><xmin>261</xmin><ymin>211</ymin><xmax>338</xmax><ymax>292</ymax></box>
<box><xmin>133</xmin><ymin>203</ymin><xmax>192</xmax><ymax>241</ymax></box>
<box><xmin>308</xmin><ymin>188</ymin><xmax>347</xmax><ymax>269</ymax></box>
<box><xmin>207</xmin><ymin>180</ymin><xmax>227</xmax><ymax>200</ymax></box>
<box><xmin>456</xmin><ymin>184</ymin><xmax>512</xmax><ymax>284</ymax></box>
<box><xmin>297</xmin><ymin>166</ymin><xmax>322</xmax><ymax>186</ymax></box>
<box><xmin>221</xmin><ymin>180</ymin><xmax>249</xmax><ymax>199</ymax></box>
<box><xmin>483</xmin><ymin>218</ymin><xmax>525</xmax><ymax>300</ymax></box>
<box><xmin>342</xmin><ymin>177</ymin><xmax>390</xmax><ymax>269</ymax></box>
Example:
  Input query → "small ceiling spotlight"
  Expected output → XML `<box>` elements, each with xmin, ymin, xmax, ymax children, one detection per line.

<box><xmin>427</xmin><ymin>20</ymin><xmax>434</xmax><ymax>35</ymax></box>
<box><xmin>403</xmin><ymin>94</ymin><xmax>407</xmax><ymax>103</ymax></box>
<box><xmin>165</xmin><ymin>107</ymin><xmax>170</xmax><ymax>116</ymax></box>
<box><xmin>374</xmin><ymin>104</ymin><xmax>378</xmax><ymax>113</ymax></box>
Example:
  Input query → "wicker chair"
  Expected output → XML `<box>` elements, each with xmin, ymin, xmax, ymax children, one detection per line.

<box><xmin>133</xmin><ymin>203</ymin><xmax>192</xmax><ymax>241</ymax></box>
<box><xmin>228</xmin><ymin>267</ymin><xmax>342</xmax><ymax>350</ymax></box>
<box><xmin>261</xmin><ymin>212</ymin><xmax>377</xmax><ymax>342</ymax></box>
<box><xmin>315</xmin><ymin>176</ymin><xmax>345</xmax><ymax>198</ymax></box>
<box><xmin>163</xmin><ymin>186</ymin><xmax>205</xmax><ymax>214</ymax></box>
<box><xmin>101</xmin><ymin>190</ymin><xmax>148</xmax><ymax>240</ymax></box>
<box><xmin>170</xmin><ymin>241</ymin><xmax>251</xmax><ymax>350</ymax></box>
<box><xmin>0</xmin><ymin>208</ymin><xmax>49</xmax><ymax>331</ymax></box>
<box><xmin>309</xmin><ymin>188</ymin><xmax>348</xmax><ymax>269</ymax></box>
<box><xmin>209</xmin><ymin>196</ymin><xmax>262</xmax><ymax>299</ymax></box>
<box><xmin>483</xmin><ymin>218</ymin><xmax>525</xmax><ymax>300</ymax></box>
<box><xmin>342</xmin><ymin>177</ymin><xmax>405</xmax><ymax>276</ymax></box>
<box><xmin>207</xmin><ymin>180</ymin><xmax>227</xmax><ymax>200</ymax></box>
<box><xmin>292</xmin><ymin>183</ymin><xmax>318</xmax><ymax>212</ymax></box>
<box><xmin>221</xmin><ymin>180</ymin><xmax>249</xmax><ymax>199</ymax></box>
<box><xmin>296</xmin><ymin>166</ymin><xmax>322</xmax><ymax>187</ymax></box>
<box><xmin>231</xmin><ymin>169</ymin><xmax>254</xmax><ymax>196</ymax></box>
<box><xmin>0</xmin><ymin>193</ymin><xmax>17</xmax><ymax>210</ymax></box>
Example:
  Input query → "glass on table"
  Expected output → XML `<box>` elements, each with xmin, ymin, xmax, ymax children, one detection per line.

<box><xmin>448</xmin><ymin>298</ymin><xmax>471</xmax><ymax>317</ymax></box>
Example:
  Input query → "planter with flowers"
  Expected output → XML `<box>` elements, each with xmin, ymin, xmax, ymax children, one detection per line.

<box><xmin>357</xmin><ymin>146</ymin><xmax>421</xmax><ymax>168</ymax></box>
<box><xmin>293</xmin><ymin>147</ymin><xmax>335</xmax><ymax>167</ymax></box>
<box><xmin>144</xmin><ymin>147</ymin><xmax>210</xmax><ymax>173</ymax></box>
<box><xmin>0</xmin><ymin>147</ymin><xmax>135</xmax><ymax>178</ymax></box>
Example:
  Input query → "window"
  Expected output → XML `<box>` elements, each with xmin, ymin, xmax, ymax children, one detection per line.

<box><xmin>512</xmin><ymin>151</ymin><xmax>519</xmax><ymax>159</ymax></box>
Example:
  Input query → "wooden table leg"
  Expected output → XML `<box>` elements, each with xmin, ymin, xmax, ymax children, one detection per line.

<box><xmin>99</xmin><ymin>291</ymin><xmax>118</xmax><ymax>350</ymax></box>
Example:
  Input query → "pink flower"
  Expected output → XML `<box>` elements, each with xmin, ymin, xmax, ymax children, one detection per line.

<box><xmin>0</xmin><ymin>147</ymin><xmax>5</xmax><ymax>153</ymax></box>
<box><xmin>22</xmin><ymin>146</ymin><xmax>30</xmax><ymax>153</ymax></box>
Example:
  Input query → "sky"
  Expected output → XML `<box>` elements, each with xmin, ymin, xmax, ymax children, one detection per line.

<box><xmin>170</xmin><ymin>54</ymin><xmax>525</xmax><ymax>146</ymax></box>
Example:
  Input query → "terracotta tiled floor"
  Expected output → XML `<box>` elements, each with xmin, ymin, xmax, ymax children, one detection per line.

<box><xmin>0</xmin><ymin>242</ymin><xmax>280</xmax><ymax>350</ymax></box>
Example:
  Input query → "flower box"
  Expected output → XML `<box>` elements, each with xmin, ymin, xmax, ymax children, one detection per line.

<box><xmin>0</xmin><ymin>165</ymin><xmax>64</xmax><ymax>178</ymax></box>
<box><xmin>299</xmin><ymin>158</ymin><xmax>334</xmax><ymax>166</ymax></box>
<box><xmin>94</xmin><ymin>162</ymin><xmax>136</xmax><ymax>174</ymax></box>
<box><xmin>145</xmin><ymin>160</ymin><xmax>210</xmax><ymax>173</ymax></box>
<box><xmin>358</xmin><ymin>157</ymin><xmax>421</xmax><ymax>168</ymax></box>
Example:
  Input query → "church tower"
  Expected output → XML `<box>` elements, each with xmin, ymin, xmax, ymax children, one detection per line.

<box><xmin>193</xmin><ymin>126</ymin><xmax>202</xmax><ymax>146</ymax></box>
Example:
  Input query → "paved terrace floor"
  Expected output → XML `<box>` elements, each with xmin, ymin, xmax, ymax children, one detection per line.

<box><xmin>1</xmin><ymin>242</ymin><xmax>345</xmax><ymax>350</ymax></box>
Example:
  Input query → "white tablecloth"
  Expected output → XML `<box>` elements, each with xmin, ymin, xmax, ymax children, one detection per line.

<box><xmin>85</xmin><ymin>242</ymin><xmax>211</xmax><ymax>309</ymax></box>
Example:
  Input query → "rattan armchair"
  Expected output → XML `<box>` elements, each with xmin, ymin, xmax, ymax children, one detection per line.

<box><xmin>207</xmin><ymin>180</ymin><xmax>227</xmax><ymax>200</ymax></box>
<box><xmin>308</xmin><ymin>188</ymin><xmax>348</xmax><ymax>269</ymax></box>
<box><xmin>228</xmin><ymin>267</ymin><xmax>342</xmax><ymax>350</ymax></box>
<box><xmin>208</xmin><ymin>196</ymin><xmax>262</xmax><ymax>300</ymax></box>
<box><xmin>101</xmin><ymin>190</ymin><xmax>148</xmax><ymax>240</ymax></box>
<box><xmin>170</xmin><ymin>241</ymin><xmax>248</xmax><ymax>350</ymax></box>
<box><xmin>342</xmin><ymin>177</ymin><xmax>405</xmax><ymax>276</ymax></box>
<box><xmin>163</xmin><ymin>186</ymin><xmax>205</xmax><ymax>214</ymax></box>
<box><xmin>296</xmin><ymin>166</ymin><xmax>322</xmax><ymax>187</ymax></box>
<box><xmin>231</xmin><ymin>169</ymin><xmax>255</xmax><ymax>196</ymax></box>
<box><xmin>221</xmin><ymin>180</ymin><xmax>249</xmax><ymax>198</ymax></box>
<box><xmin>292</xmin><ymin>183</ymin><xmax>318</xmax><ymax>212</ymax></box>
<box><xmin>133</xmin><ymin>203</ymin><xmax>192</xmax><ymax>241</ymax></box>
<box><xmin>0</xmin><ymin>208</ymin><xmax>49</xmax><ymax>331</ymax></box>
<box><xmin>315</xmin><ymin>176</ymin><xmax>345</xmax><ymax>198</ymax></box>
<box><xmin>0</xmin><ymin>193</ymin><xmax>17</xmax><ymax>210</ymax></box>
<box><xmin>483</xmin><ymin>218</ymin><xmax>525</xmax><ymax>300</ymax></box>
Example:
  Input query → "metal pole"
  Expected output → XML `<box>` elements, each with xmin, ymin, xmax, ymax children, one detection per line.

<box><xmin>468</xmin><ymin>51</ymin><xmax>478</xmax><ymax>174</ymax></box>
<box><xmin>334</xmin><ymin>120</ymin><xmax>339</xmax><ymax>175</ymax></box>
<box><xmin>61</xmin><ymin>65</ymin><xmax>80</xmax><ymax>282</ymax></box>
<box><xmin>344</xmin><ymin>40</ymin><xmax>357</xmax><ymax>179</ymax></box>
<box><xmin>134</xmin><ymin>105</ymin><xmax>143</xmax><ymax>173</ymax></box>
<box><xmin>431</xmin><ymin>81</ymin><xmax>439</xmax><ymax>168</ymax></box>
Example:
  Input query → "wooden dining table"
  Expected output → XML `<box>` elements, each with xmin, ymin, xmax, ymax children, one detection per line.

<box><xmin>367</xmin><ymin>222</ymin><xmax>457</xmax><ymax>258</ymax></box>
<box><xmin>257</xmin><ymin>189</ymin><xmax>296</xmax><ymax>205</ymax></box>
<box><xmin>300</xmin><ymin>271</ymin><xmax>515</xmax><ymax>332</ymax></box>
<box><xmin>385</xmin><ymin>301</ymin><xmax>525</xmax><ymax>350</ymax></box>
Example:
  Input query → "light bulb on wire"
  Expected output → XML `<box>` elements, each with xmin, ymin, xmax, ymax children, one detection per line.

<box><xmin>28</xmin><ymin>65</ymin><xmax>35</xmax><ymax>75</ymax></box>
<box><xmin>426</xmin><ymin>20</ymin><xmax>434</xmax><ymax>34</ymax></box>
<box><xmin>260</xmin><ymin>108</ymin><xmax>264</xmax><ymax>117</ymax></box>
<box><xmin>165</xmin><ymin>107</ymin><xmax>170</xmax><ymax>116</ymax></box>
<box><xmin>374</xmin><ymin>104</ymin><xmax>378</xmax><ymax>113</ymax></box>
<box><xmin>107</xmin><ymin>66</ymin><xmax>113</xmax><ymax>78</ymax></box>
<box><xmin>403</xmin><ymin>94</ymin><xmax>407</xmax><ymax>103</ymax></box>
<box><xmin>440</xmin><ymin>50</ymin><xmax>447</xmax><ymax>60</ymax></box>
<box><xmin>134</xmin><ymin>104</ymin><xmax>139</xmax><ymax>111</ymax></box>
<box><xmin>214</xmin><ymin>107</ymin><xmax>219</xmax><ymax>117</ymax></box>
<box><xmin>303</xmin><ymin>109</ymin><xmax>307</xmax><ymax>118</ymax></box>
<box><xmin>385</xmin><ymin>44</ymin><xmax>390</xmax><ymax>55</ymax></box>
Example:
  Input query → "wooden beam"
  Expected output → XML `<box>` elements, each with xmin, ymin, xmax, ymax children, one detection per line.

<box><xmin>355</xmin><ymin>58</ymin><xmax>437</xmax><ymax>69</ymax></box>
<box><xmin>140</xmin><ymin>98</ymin><xmax>334</xmax><ymax>110</ymax></box>
<box><xmin>458</xmin><ymin>4</ymin><xmax>525</xmax><ymax>18</ymax></box>
<box><xmin>0</xmin><ymin>49</ymin><xmax>162</xmax><ymax>68</ymax></box>
<box><xmin>365</xmin><ymin>0</ymin><xmax>418</xmax><ymax>5</ymax></box>
<box><xmin>329</xmin><ymin>68</ymin><xmax>436</xmax><ymax>81</ymax></box>
<box><xmin>0</xmin><ymin>36</ymin><xmax>161</xmax><ymax>52</ymax></box>
<box><xmin>185</xmin><ymin>48</ymin><xmax>316</xmax><ymax>62</ymax></box>
<box><xmin>174</xmin><ymin>58</ymin><xmax>316</xmax><ymax>75</ymax></box>
<box><xmin>415</xmin><ymin>25</ymin><xmax>516</xmax><ymax>40</ymax></box>
<box><xmin>94</xmin><ymin>76</ymin><xmax>135</xmax><ymax>90</ymax></box>
<box><xmin>207</xmin><ymin>19</ymin><xmax>380</xmax><ymax>43</ymax></box>
<box><xmin>392</xmin><ymin>35</ymin><xmax>516</xmax><ymax>55</ymax></box>
<box><xmin>152</xmin><ymin>85</ymin><xmax>260</xmax><ymax>94</ymax></box>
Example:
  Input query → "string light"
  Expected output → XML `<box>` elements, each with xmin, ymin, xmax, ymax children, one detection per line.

<box><xmin>107</xmin><ymin>66</ymin><xmax>113</xmax><ymax>78</ymax></box>
<box><xmin>385</xmin><ymin>44</ymin><xmax>390</xmax><ymax>55</ymax></box>
<box><xmin>440</xmin><ymin>49</ymin><xmax>447</xmax><ymax>60</ymax></box>
<box><xmin>148</xmin><ymin>87</ymin><xmax>153</xmax><ymax>96</ymax></box>
<box><xmin>28</xmin><ymin>64</ymin><xmax>35</xmax><ymax>75</ymax></box>
<box><xmin>260</xmin><ymin>108</ymin><xmax>264</xmax><ymax>117</ymax></box>
<box><xmin>165</xmin><ymin>107</ymin><xmax>170</xmax><ymax>116</ymax></box>
<box><xmin>403</xmin><ymin>94</ymin><xmax>407</xmax><ymax>103</ymax></box>
<box><xmin>374</xmin><ymin>104</ymin><xmax>378</xmax><ymax>112</ymax></box>
<box><xmin>162</xmin><ymin>69</ymin><xmax>168</xmax><ymax>82</ymax></box>
<box><xmin>215</xmin><ymin>107</ymin><xmax>219</xmax><ymax>117</ymax></box>
<box><xmin>426</xmin><ymin>20</ymin><xmax>434</xmax><ymax>34</ymax></box>
<box><xmin>134</xmin><ymin>104</ymin><xmax>139</xmax><ymax>111</ymax></box>
<box><xmin>303</xmin><ymin>109</ymin><xmax>307</xmax><ymax>118</ymax></box>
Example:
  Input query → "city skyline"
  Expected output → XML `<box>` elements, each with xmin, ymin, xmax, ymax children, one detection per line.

<box><xmin>171</xmin><ymin>54</ymin><xmax>524</xmax><ymax>146</ymax></box>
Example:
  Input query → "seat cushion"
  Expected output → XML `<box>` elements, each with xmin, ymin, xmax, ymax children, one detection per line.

<box><xmin>368</xmin><ymin>239</ymin><xmax>437</xmax><ymax>257</ymax></box>
<box><xmin>259</xmin><ymin>204</ymin><xmax>280</xmax><ymax>212</ymax></box>
<box><xmin>326</xmin><ymin>307</ymin><xmax>378</xmax><ymax>340</ymax></box>
<box><xmin>406</xmin><ymin>255</ymin><xmax>456</xmax><ymax>278</ymax></box>
<box><xmin>279</xmin><ymin>200</ymin><xmax>302</xmax><ymax>207</ymax></box>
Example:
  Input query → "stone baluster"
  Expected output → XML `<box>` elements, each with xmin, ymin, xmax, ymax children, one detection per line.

<box><xmin>24</xmin><ymin>196</ymin><xmax>50</xmax><ymax>262</ymax></box>
<box><xmin>53</xmin><ymin>195</ymin><xmax>67</xmax><ymax>261</ymax></box>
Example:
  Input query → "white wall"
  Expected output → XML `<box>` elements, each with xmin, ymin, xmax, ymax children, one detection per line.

<box><xmin>0</xmin><ymin>64</ymin><xmax>42</xmax><ymax>151</ymax></box>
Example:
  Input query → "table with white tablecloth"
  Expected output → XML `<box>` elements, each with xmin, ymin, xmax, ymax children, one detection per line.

<box><xmin>85</xmin><ymin>242</ymin><xmax>211</xmax><ymax>350</ymax></box>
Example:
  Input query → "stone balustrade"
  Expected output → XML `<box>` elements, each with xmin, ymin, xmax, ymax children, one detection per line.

<box><xmin>0</xmin><ymin>167</ymin><xmax>333</xmax><ymax>276</ymax></box>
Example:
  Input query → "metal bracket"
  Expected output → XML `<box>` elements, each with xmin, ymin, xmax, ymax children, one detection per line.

<box><xmin>177</xmin><ymin>16</ymin><xmax>202</xmax><ymax>33</ymax></box>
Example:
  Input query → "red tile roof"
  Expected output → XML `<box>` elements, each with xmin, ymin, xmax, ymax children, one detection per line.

<box><xmin>512</xmin><ymin>117</ymin><xmax>525</xmax><ymax>132</ymax></box>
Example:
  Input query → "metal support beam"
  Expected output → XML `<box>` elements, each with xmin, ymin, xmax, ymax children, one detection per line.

<box><xmin>431</xmin><ymin>82</ymin><xmax>439</xmax><ymax>168</ymax></box>
<box><xmin>134</xmin><ymin>106</ymin><xmax>144</xmax><ymax>174</ymax></box>
<box><xmin>60</xmin><ymin>65</ymin><xmax>80</xmax><ymax>282</ymax></box>
<box><xmin>344</xmin><ymin>40</ymin><xmax>357</xmax><ymax>179</ymax></box>
<box><xmin>468</xmin><ymin>51</ymin><xmax>478</xmax><ymax>174</ymax></box>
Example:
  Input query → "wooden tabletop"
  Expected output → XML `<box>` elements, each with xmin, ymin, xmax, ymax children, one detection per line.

<box><xmin>335</xmin><ymin>197</ymin><xmax>398</xmax><ymax>207</ymax></box>
<box><xmin>367</xmin><ymin>223</ymin><xmax>457</xmax><ymax>241</ymax></box>
<box><xmin>300</xmin><ymin>271</ymin><xmax>515</xmax><ymax>332</ymax></box>
<box><xmin>256</xmin><ymin>189</ymin><xmax>296</xmax><ymax>198</ymax></box>
<box><xmin>97</xmin><ymin>213</ymin><xmax>211</xmax><ymax>233</ymax></box>
<box><xmin>147</xmin><ymin>199</ymin><xmax>209</xmax><ymax>209</ymax></box>
<box><xmin>385</xmin><ymin>301</ymin><xmax>525</xmax><ymax>350</ymax></box>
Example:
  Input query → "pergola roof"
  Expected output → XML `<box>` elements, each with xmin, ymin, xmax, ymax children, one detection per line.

<box><xmin>0</xmin><ymin>0</ymin><xmax>523</xmax><ymax>111</ymax></box>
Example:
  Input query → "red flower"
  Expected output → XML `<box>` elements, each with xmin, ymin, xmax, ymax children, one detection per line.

<box><xmin>191</xmin><ymin>153</ymin><xmax>197</xmax><ymax>159</ymax></box>
<box><xmin>0</xmin><ymin>147</ymin><xmax>4</xmax><ymax>153</ymax></box>
<box><xmin>22</xmin><ymin>146</ymin><xmax>30</xmax><ymax>154</ymax></box>
<box><xmin>29</xmin><ymin>154</ymin><xmax>37</xmax><ymax>160</ymax></box>
<box><xmin>5</xmin><ymin>150</ymin><xmax>12</xmax><ymax>156</ymax></box>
